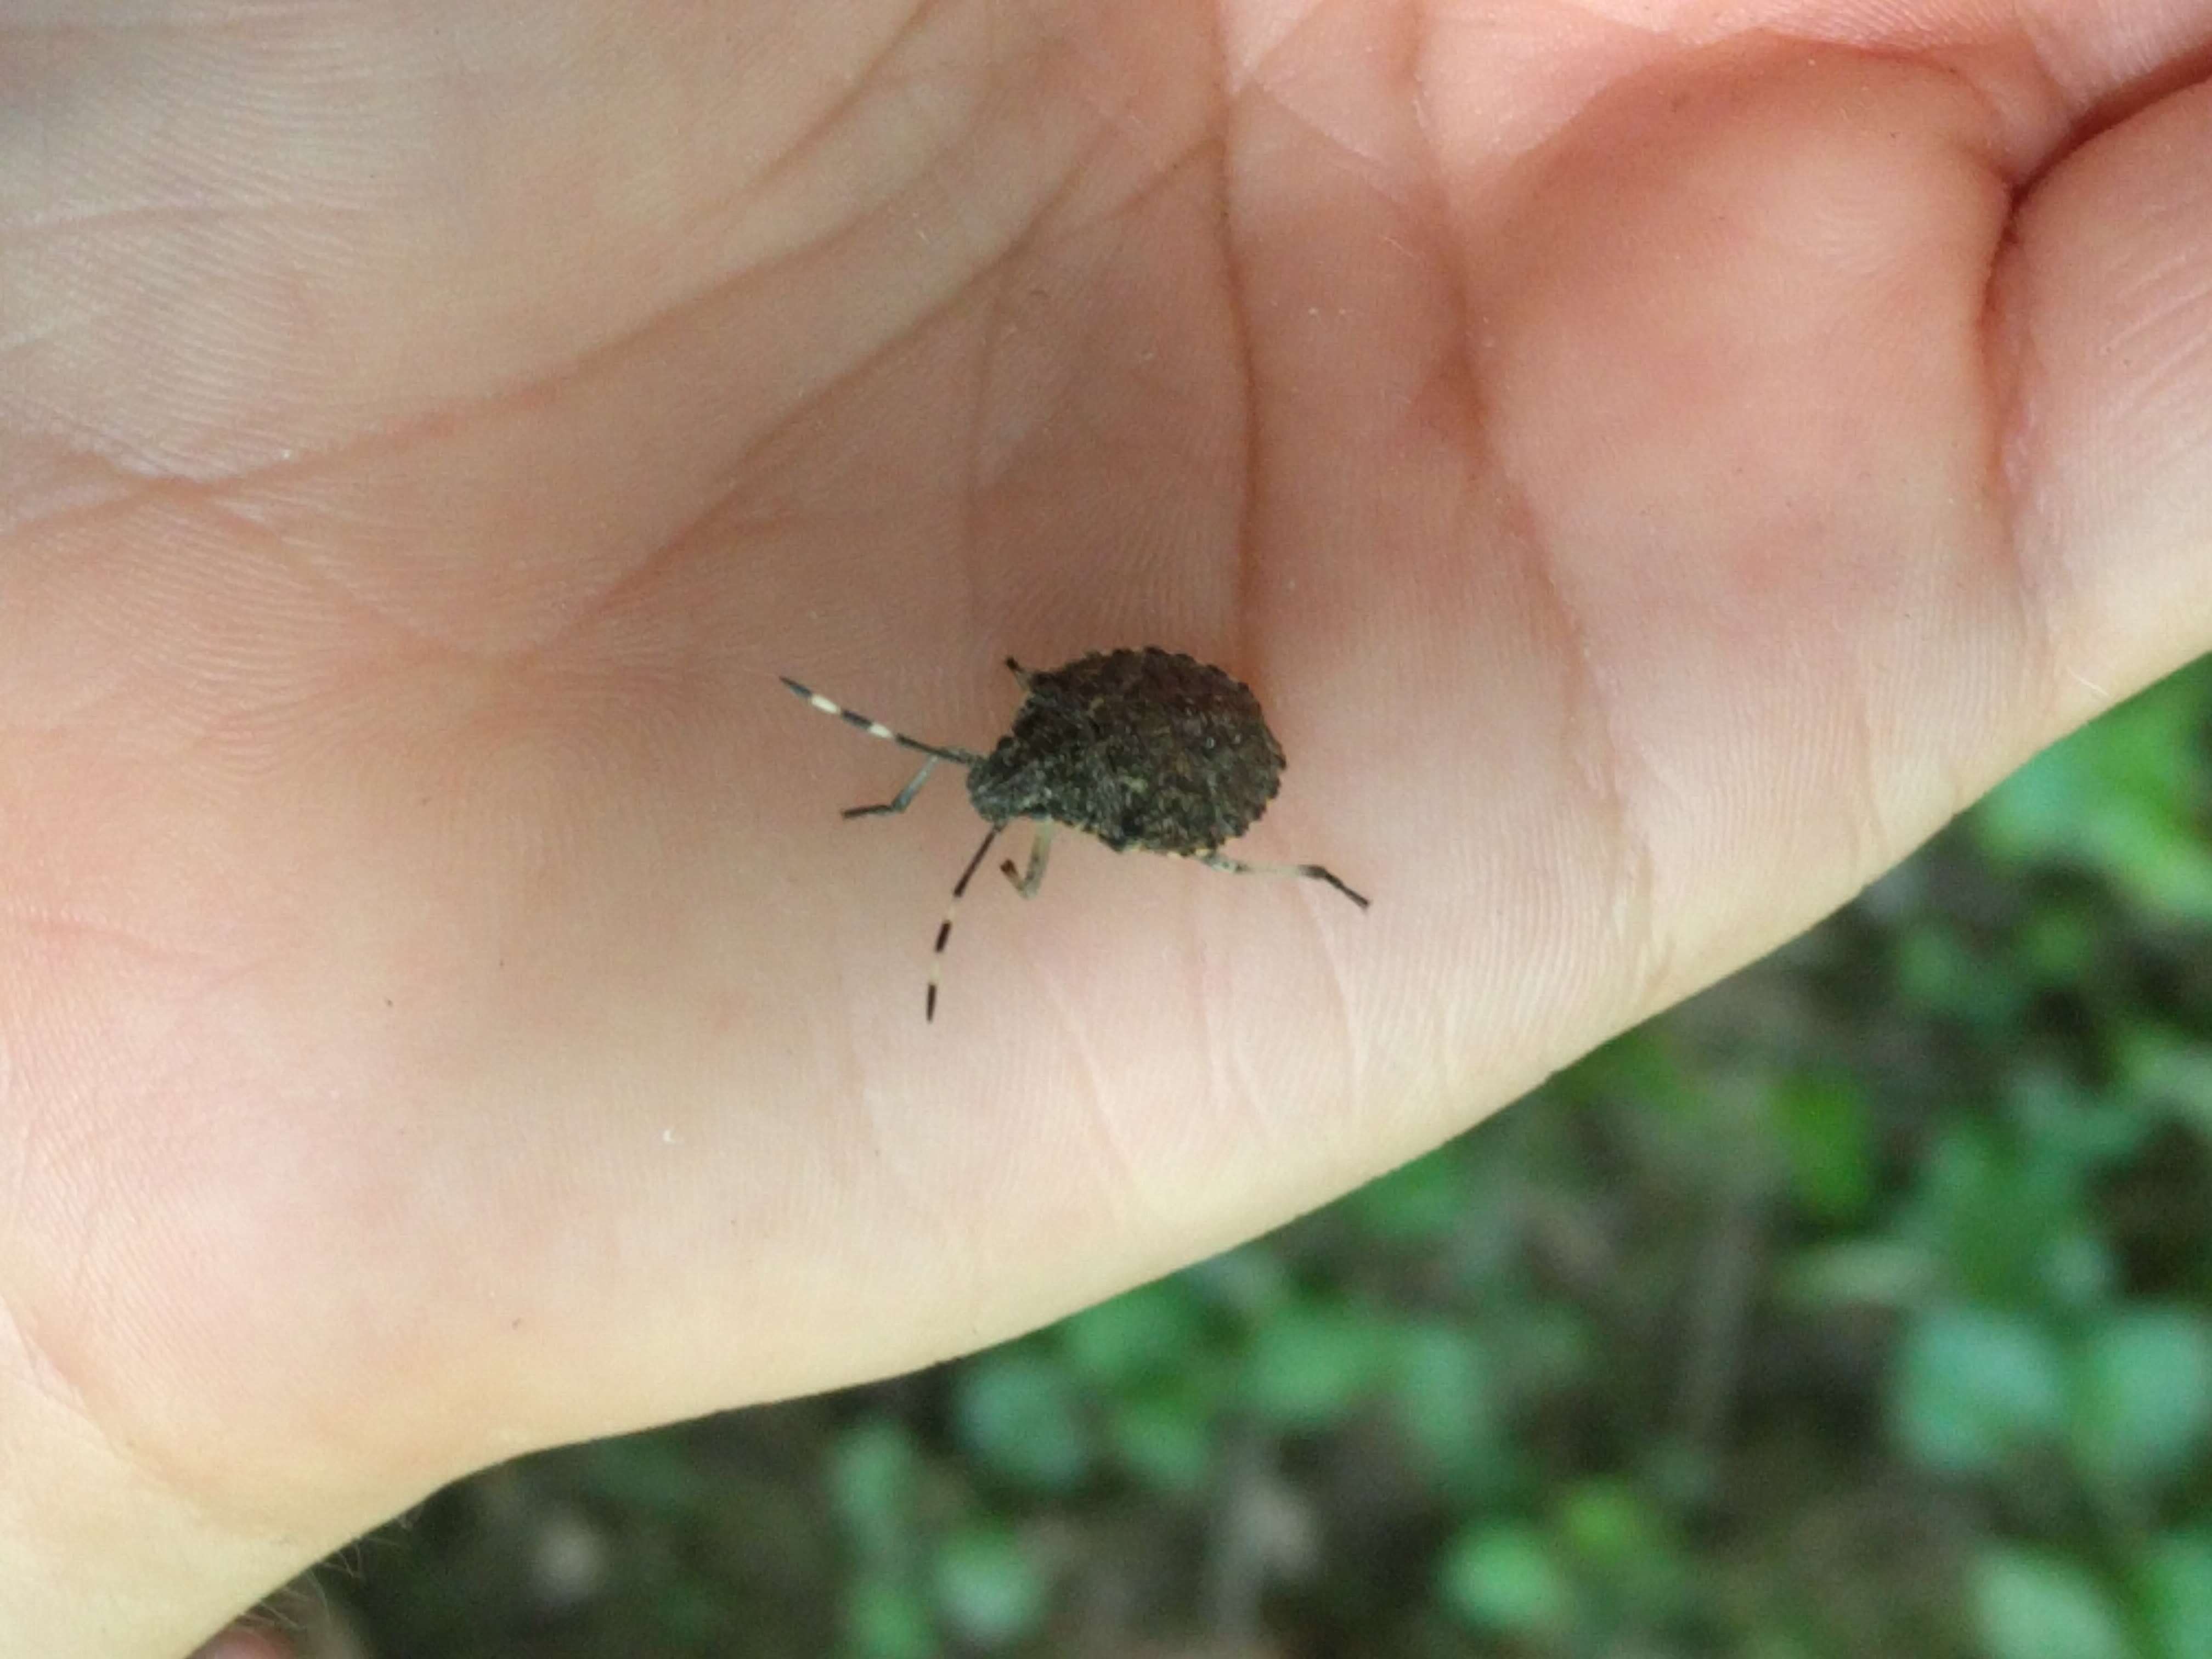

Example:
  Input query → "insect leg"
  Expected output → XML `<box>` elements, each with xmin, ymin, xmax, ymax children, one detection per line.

<box><xmin>777</xmin><ymin>675</ymin><xmax>984</xmax><ymax>766</ymax></box>
<box><xmin>997</xmin><ymin>820</ymin><xmax>1057</xmax><ymax>898</ymax></box>
<box><xmin>843</xmin><ymin>757</ymin><xmax>938</xmax><ymax>819</ymax></box>
<box><xmin>928</xmin><ymin>823</ymin><xmax>1003</xmax><ymax>1022</ymax></box>
<box><xmin>1004</xmin><ymin>657</ymin><xmax>1034</xmax><ymax>690</ymax></box>
<box><xmin>1196</xmin><ymin>850</ymin><xmax>1370</xmax><ymax>910</ymax></box>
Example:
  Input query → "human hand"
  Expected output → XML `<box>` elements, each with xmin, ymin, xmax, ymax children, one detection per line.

<box><xmin>4</xmin><ymin>4</ymin><xmax>2209</xmax><ymax>1651</ymax></box>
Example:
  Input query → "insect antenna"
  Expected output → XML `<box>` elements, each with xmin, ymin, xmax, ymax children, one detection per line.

<box><xmin>778</xmin><ymin>676</ymin><xmax>985</xmax><ymax>766</ymax></box>
<box><xmin>780</xmin><ymin>674</ymin><xmax>986</xmax><ymax>817</ymax></box>
<box><xmin>928</xmin><ymin>823</ymin><xmax>1002</xmax><ymax>1022</ymax></box>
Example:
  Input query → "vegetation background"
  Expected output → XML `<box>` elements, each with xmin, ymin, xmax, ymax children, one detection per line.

<box><xmin>283</xmin><ymin>655</ymin><xmax>2212</xmax><ymax>1659</ymax></box>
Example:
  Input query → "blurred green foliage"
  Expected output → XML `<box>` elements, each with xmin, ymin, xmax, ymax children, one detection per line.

<box><xmin>324</xmin><ymin>657</ymin><xmax>2212</xmax><ymax>1658</ymax></box>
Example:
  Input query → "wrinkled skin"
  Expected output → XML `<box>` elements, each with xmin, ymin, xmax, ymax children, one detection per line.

<box><xmin>2</xmin><ymin>4</ymin><xmax>2210</xmax><ymax>1652</ymax></box>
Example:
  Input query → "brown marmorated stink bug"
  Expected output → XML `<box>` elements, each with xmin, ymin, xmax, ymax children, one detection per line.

<box><xmin>780</xmin><ymin>647</ymin><xmax>1369</xmax><ymax>1020</ymax></box>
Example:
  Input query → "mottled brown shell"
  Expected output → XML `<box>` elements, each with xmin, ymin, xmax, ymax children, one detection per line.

<box><xmin>966</xmin><ymin>647</ymin><xmax>1284</xmax><ymax>854</ymax></box>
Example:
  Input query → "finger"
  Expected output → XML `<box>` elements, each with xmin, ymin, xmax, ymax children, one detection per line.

<box><xmin>1997</xmin><ymin>79</ymin><xmax>2212</xmax><ymax>728</ymax></box>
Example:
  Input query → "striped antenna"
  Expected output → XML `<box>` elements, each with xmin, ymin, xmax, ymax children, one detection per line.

<box><xmin>929</xmin><ymin>825</ymin><xmax>1002</xmax><ymax>1022</ymax></box>
<box><xmin>778</xmin><ymin>676</ymin><xmax>984</xmax><ymax>765</ymax></box>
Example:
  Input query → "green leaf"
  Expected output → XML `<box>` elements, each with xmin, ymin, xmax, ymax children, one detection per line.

<box><xmin>1349</xmin><ymin>1147</ymin><xmax>1472</xmax><ymax>1243</ymax></box>
<box><xmin>1893</xmin><ymin>1306</ymin><xmax>2068</xmax><ymax>1475</ymax></box>
<box><xmin>1437</xmin><ymin>1522</ymin><xmax>1577</xmax><ymax>1638</ymax></box>
<box><xmin>2070</xmin><ymin>1307</ymin><xmax>2212</xmax><ymax>1494</ymax></box>
<box><xmin>1058</xmin><ymin>1279</ymin><xmax>1209</xmax><ymax>1390</ymax></box>
<box><xmin>952</xmin><ymin>1352</ymin><xmax>1093</xmax><ymax>1493</ymax></box>
<box><xmin>1973</xmin><ymin>663</ymin><xmax>2212</xmax><ymax>924</ymax></box>
<box><xmin>1771</xmin><ymin>1070</ymin><xmax>1877</xmax><ymax>1222</ymax></box>
<box><xmin>845</xmin><ymin>1567</ymin><xmax>938</xmax><ymax>1659</ymax></box>
<box><xmin>1915</xmin><ymin>1125</ymin><xmax>2101</xmax><ymax>1306</ymax></box>
<box><xmin>1566</xmin><ymin>1026</ymin><xmax>1699</xmax><ymax>1114</ymax></box>
<box><xmin>1387</xmin><ymin>1322</ymin><xmax>1499</xmax><ymax>1480</ymax></box>
<box><xmin>1972</xmin><ymin>1547</ymin><xmax>2131</xmax><ymax>1659</ymax></box>
<box><xmin>2017</xmin><ymin>903</ymin><xmax>2100</xmax><ymax>986</ymax></box>
<box><xmin>1893</xmin><ymin>923</ymin><xmax>2030</xmax><ymax>1032</ymax></box>
<box><xmin>1186</xmin><ymin>1245</ymin><xmax>1292</xmax><ymax>1319</ymax></box>
<box><xmin>932</xmin><ymin>1523</ymin><xmax>1049</xmax><ymax>1648</ymax></box>
<box><xmin>2141</xmin><ymin>1532</ymin><xmax>2212</xmax><ymax>1659</ymax></box>
<box><xmin>1242</xmin><ymin>1301</ymin><xmax>1390</xmax><ymax>1430</ymax></box>
<box><xmin>1107</xmin><ymin>1385</ymin><xmax>1216</xmax><ymax>1496</ymax></box>
<box><xmin>2119</xmin><ymin>1028</ymin><xmax>2212</xmax><ymax>1142</ymax></box>
<box><xmin>831</xmin><ymin>1420</ymin><xmax>922</xmax><ymax>1562</ymax></box>
<box><xmin>1558</xmin><ymin>1478</ymin><xmax>1692</xmax><ymax>1617</ymax></box>
<box><xmin>1558</xmin><ymin>1479</ymin><xmax>1662</xmax><ymax>1568</ymax></box>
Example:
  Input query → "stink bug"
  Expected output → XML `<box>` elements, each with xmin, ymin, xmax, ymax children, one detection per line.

<box><xmin>780</xmin><ymin>647</ymin><xmax>1368</xmax><ymax>1020</ymax></box>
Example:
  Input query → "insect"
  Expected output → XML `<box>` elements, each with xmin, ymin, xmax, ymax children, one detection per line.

<box><xmin>780</xmin><ymin>647</ymin><xmax>1368</xmax><ymax>1020</ymax></box>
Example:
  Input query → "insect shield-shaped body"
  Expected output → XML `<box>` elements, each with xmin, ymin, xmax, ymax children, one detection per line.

<box><xmin>780</xmin><ymin>647</ymin><xmax>1367</xmax><ymax>1021</ymax></box>
<box><xmin>969</xmin><ymin>649</ymin><xmax>1288</xmax><ymax>856</ymax></box>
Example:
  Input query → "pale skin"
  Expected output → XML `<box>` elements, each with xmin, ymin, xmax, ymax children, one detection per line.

<box><xmin>3</xmin><ymin>3</ymin><xmax>2210</xmax><ymax>1654</ymax></box>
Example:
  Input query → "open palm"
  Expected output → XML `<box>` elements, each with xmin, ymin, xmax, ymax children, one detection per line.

<box><xmin>4</xmin><ymin>4</ymin><xmax>2210</xmax><ymax>1650</ymax></box>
